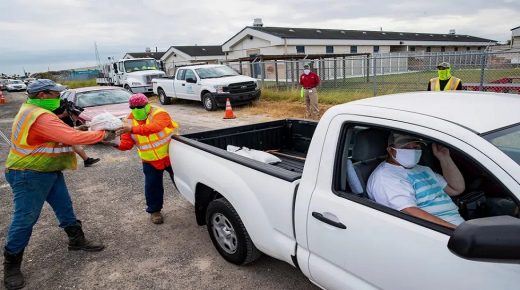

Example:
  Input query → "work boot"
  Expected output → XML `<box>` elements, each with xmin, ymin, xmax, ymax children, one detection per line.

<box><xmin>64</xmin><ymin>220</ymin><xmax>105</xmax><ymax>252</ymax></box>
<box><xmin>83</xmin><ymin>157</ymin><xmax>100</xmax><ymax>167</ymax></box>
<box><xmin>150</xmin><ymin>212</ymin><xmax>164</xmax><ymax>224</ymax></box>
<box><xmin>3</xmin><ymin>250</ymin><xmax>25</xmax><ymax>290</ymax></box>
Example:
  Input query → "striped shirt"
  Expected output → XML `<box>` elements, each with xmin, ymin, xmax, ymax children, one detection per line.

<box><xmin>367</xmin><ymin>162</ymin><xmax>464</xmax><ymax>225</ymax></box>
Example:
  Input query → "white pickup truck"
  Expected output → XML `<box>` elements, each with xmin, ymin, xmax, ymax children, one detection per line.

<box><xmin>152</xmin><ymin>64</ymin><xmax>260</xmax><ymax>111</ymax></box>
<box><xmin>170</xmin><ymin>91</ymin><xmax>520</xmax><ymax>290</ymax></box>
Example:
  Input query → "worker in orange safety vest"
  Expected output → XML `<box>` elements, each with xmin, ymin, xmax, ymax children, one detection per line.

<box><xmin>115</xmin><ymin>93</ymin><xmax>178</xmax><ymax>225</ymax></box>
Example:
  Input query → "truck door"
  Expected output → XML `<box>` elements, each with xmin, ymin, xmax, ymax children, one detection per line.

<box><xmin>183</xmin><ymin>69</ymin><xmax>200</xmax><ymax>101</ymax></box>
<box><xmin>304</xmin><ymin>115</ymin><xmax>520</xmax><ymax>290</ymax></box>
<box><xmin>174</xmin><ymin>69</ymin><xmax>187</xmax><ymax>99</ymax></box>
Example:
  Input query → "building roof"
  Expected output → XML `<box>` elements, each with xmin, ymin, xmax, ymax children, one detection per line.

<box><xmin>125</xmin><ymin>52</ymin><xmax>166</xmax><ymax>60</ymax></box>
<box><xmin>171</xmin><ymin>46</ymin><xmax>224</xmax><ymax>56</ymax></box>
<box><xmin>512</xmin><ymin>26</ymin><xmax>520</xmax><ymax>31</ymax></box>
<box><xmin>346</xmin><ymin>91</ymin><xmax>519</xmax><ymax>133</ymax></box>
<box><xmin>247</xmin><ymin>26</ymin><xmax>496</xmax><ymax>43</ymax></box>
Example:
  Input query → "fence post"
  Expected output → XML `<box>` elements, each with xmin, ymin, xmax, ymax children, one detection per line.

<box><xmin>333</xmin><ymin>57</ymin><xmax>337</xmax><ymax>88</ymax></box>
<box><xmin>373</xmin><ymin>55</ymin><xmax>378</xmax><ymax>96</ymax></box>
<box><xmin>290</xmin><ymin>61</ymin><xmax>295</xmax><ymax>88</ymax></box>
<box><xmin>479</xmin><ymin>50</ymin><xmax>487</xmax><ymax>91</ymax></box>
<box><xmin>366</xmin><ymin>55</ymin><xmax>370</xmax><ymax>83</ymax></box>
<box><xmin>274</xmin><ymin>60</ymin><xmax>279</xmax><ymax>87</ymax></box>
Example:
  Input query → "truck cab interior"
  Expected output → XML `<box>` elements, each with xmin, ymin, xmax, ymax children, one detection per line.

<box><xmin>335</xmin><ymin>124</ymin><xmax>519</xmax><ymax>227</ymax></box>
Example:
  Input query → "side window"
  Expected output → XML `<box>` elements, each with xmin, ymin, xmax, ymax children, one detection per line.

<box><xmin>334</xmin><ymin>123</ymin><xmax>519</xmax><ymax>229</ymax></box>
<box><xmin>61</xmin><ymin>91</ymin><xmax>70</xmax><ymax>100</ymax></box>
<box><xmin>176</xmin><ymin>69</ymin><xmax>186</xmax><ymax>80</ymax></box>
<box><xmin>184</xmin><ymin>70</ymin><xmax>196</xmax><ymax>81</ymax></box>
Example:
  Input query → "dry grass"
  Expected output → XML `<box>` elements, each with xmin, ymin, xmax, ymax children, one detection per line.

<box><xmin>233</xmin><ymin>100</ymin><xmax>334</xmax><ymax>119</ymax></box>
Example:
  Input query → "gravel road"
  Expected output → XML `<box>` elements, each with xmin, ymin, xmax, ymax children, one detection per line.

<box><xmin>0</xmin><ymin>92</ymin><xmax>316</xmax><ymax>290</ymax></box>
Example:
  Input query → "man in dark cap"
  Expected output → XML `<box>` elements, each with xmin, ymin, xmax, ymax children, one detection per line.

<box><xmin>3</xmin><ymin>79</ymin><xmax>114</xmax><ymax>289</ymax></box>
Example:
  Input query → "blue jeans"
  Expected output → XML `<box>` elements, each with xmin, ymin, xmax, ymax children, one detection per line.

<box><xmin>4</xmin><ymin>170</ymin><xmax>78</xmax><ymax>254</ymax></box>
<box><xmin>142</xmin><ymin>163</ymin><xmax>174</xmax><ymax>213</ymax></box>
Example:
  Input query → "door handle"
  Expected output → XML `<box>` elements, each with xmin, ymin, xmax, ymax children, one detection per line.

<box><xmin>312</xmin><ymin>212</ymin><xmax>347</xmax><ymax>229</ymax></box>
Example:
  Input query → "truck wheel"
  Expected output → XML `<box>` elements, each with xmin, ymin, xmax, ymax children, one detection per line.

<box><xmin>124</xmin><ymin>85</ymin><xmax>132</xmax><ymax>93</ymax></box>
<box><xmin>202</xmin><ymin>93</ymin><xmax>217</xmax><ymax>111</ymax></box>
<box><xmin>206</xmin><ymin>198</ymin><xmax>261</xmax><ymax>265</ymax></box>
<box><xmin>158</xmin><ymin>88</ymin><xmax>171</xmax><ymax>105</ymax></box>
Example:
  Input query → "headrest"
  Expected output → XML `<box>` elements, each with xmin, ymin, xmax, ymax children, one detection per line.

<box><xmin>352</xmin><ymin>129</ymin><xmax>389</xmax><ymax>161</ymax></box>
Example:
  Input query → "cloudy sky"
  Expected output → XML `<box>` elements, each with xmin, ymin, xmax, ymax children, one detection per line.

<box><xmin>1</xmin><ymin>0</ymin><xmax>519</xmax><ymax>75</ymax></box>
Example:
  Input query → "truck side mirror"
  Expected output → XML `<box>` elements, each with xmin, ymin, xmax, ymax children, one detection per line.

<box><xmin>447</xmin><ymin>216</ymin><xmax>520</xmax><ymax>262</ymax></box>
<box><xmin>113</xmin><ymin>63</ymin><xmax>118</xmax><ymax>73</ymax></box>
<box><xmin>186</xmin><ymin>78</ymin><xmax>197</xmax><ymax>84</ymax></box>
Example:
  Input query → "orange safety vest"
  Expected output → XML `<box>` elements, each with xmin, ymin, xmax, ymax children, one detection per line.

<box><xmin>127</xmin><ymin>106</ymin><xmax>177</xmax><ymax>162</ymax></box>
<box><xmin>430</xmin><ymin>77</ymin><xmax>461</xmax><ymax>91</ymax></box>
<box><xmin>6</xmin><ymin>103</ymin><xmax>76</xmax><ymax>171</ymax></box>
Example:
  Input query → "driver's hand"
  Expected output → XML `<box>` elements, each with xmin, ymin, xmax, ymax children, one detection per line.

<box><xmin>432</xmin><ymin>143</ymin><xmax>450</xmax><ymax>160</ymax></box>
<box><xmin>116</xmin><ymin>124</ymin><xmax>132</xmax><ymax>136</ymax></box>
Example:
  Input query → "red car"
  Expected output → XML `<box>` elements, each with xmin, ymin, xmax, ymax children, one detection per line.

<box><xmin>61</xmin><ymin>86</ymin><xmax>132</xmax><ymax>125</ymax></box>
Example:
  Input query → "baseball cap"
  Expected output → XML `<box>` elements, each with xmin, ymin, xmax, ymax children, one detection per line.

<box><xmin>436</xmin><ymin>62</ymin><xmax>450</xmax><ymax>69</ymax></box>
<box><xmin>27</xmin><ymin>79</ymin><xmax>66</xmax><ymax>94</ymax></box>
<box><xmin>388</xmin><ymin>132</ymin><xmax>427</xmax><ymax>148</ymax></box>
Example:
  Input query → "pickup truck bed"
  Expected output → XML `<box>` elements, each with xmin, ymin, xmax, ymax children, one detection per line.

<box><xmin>178</xmin><ymin>119</ymin><xmax>317</xmax><ymax>178</ymax></box>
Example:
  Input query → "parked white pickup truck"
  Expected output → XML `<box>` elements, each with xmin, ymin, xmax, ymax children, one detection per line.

<box><xmin>152</xmin><ymin>64</ymin><xmax>260</xmax><ymax>111</ymax></box>
<box><xmin>170</xmin><ymin>91</ymin><xmax>520</xmax><ymax>290</ymax></box>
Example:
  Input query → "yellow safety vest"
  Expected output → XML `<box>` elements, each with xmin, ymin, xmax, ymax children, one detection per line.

<box><xmin>127</xmin><ymin>107</ymin><xmax>178</xmax><ymax>162</ymax></box>
<box><xmin>6</xmin><ymin>103</ymin><xmax>77</xmax><ymax>172</ymax></box>
<box><xmin>430</xmin><ymin>77</ymin><xmax>461</xmax><ymax>91</ymax></box>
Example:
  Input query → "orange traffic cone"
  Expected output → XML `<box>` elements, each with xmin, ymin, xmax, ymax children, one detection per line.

<box><xmin>223</xmin><ymin>98</ymin><xmax>236</xmax><ymax>119</ymax></box>
<box><xmin>0</xmin><ymin>91</ymin><xmax>5</xmax><ymax>105</ymax></box>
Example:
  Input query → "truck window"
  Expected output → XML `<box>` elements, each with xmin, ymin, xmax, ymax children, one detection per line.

<box><xmin>177</xmin><ymin>69</ymin><xmax>186</xmax><ymax>80</ymax></box>
<box><xmin>333</xmin><ymin>123</ymin><xmax>519</xmax><ymax>229</ymax></box>
<box><xmin>185</xmin><ymin>70</ymin><xmax>196</xmax><ymax>81</ymax></box>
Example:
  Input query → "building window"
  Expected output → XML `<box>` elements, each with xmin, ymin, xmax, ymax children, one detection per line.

<box><xmin>454</xmin><ymin>47</ymin><xmax>458</xmax><ymax>52</ymax></box>
<box><xmin>466</xmin><ymin>47</ymin><xmax>471</xmax><ymax>51</ymax></box>
<box><xmin>478</xmin><ymin>47</ymin><xmax>482</xmax><ymax>50</ymax></box>
<box><xmin>350</xmin><ymin>46</ymin><xmax>358</xmax><ymax>53</ymax></box>
<box><xmin>426</xmin><ymin>47</ymin><xmax>431</xmax><ymax>52</ymax></box>
<box><xmin>441</xmin><ymin>46</ymin><xmax>446</xmax><ymax>52</ymax></box>
<box><xmin>296</xmin><ymin>45</ymin><xmax>305</xmax><ymax>54</ymax></box>
<box><xmin>409</xmin><ymin>46</ymin><xmax>416</xmax><ymax>52</ymax></box>
<box><xmin>326</xmin><ymin>45</ymin><xmax>334</xmax><ymax>53</ymax></box>
<box><xmin>373</xmin><ymin>46</ymin><xmax>380</xmax><ymax>53</ymax></box>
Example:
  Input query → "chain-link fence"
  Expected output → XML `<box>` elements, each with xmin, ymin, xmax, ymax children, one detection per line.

<box><xmin>224</xmin><ymin>50</ymin><xmax>520</xmax><ymax>99</ymax></box>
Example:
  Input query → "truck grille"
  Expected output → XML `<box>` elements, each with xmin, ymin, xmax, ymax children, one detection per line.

<box><xmin>225</xmin><ymin>81</ymin><xmax>257</xmax><ymax>94</ymax></box>
<box><xmin>145</xmin><ymin>74</ymin><xmax>164</xmax><ymax>84</ymax></box>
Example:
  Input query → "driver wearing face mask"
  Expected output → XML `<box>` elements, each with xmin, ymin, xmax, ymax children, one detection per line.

<box><xmin>366</xmin><ymin>132</ymin><xmax>466</xmax><ymax>229</ymax></box>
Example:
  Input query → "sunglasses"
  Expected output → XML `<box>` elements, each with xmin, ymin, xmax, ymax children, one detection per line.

<box><xmin>130</xmin><ymin>105</ymin><xmax>146</xmax><ymax>109</ymax></box>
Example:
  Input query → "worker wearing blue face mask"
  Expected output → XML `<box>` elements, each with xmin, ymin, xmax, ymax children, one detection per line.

<box><xmin>366</xmin><ymin>132</ymin><xmax>466</xmax><ymax>229</ymax></box>
<box><xmin>427</xmin><ymin>62</ymin><xmax>462</xmax><ymax>91</ymax></box>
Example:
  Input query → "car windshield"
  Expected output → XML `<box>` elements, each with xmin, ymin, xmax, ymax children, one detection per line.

<box><xmin>9</xmin><ymin>80</ymin><xmax>23</xmax><ymax>84</ymax></box>
<box><xmin>124</xmin><ymin>59</ymin><xmax>159</xmax><ymax>72</ymax></box>
<box><xmin>76</xmin><ymin>89</ymin><xmax>132</xmax><ymax>107</ymax></box>
<box><xmin>483</xmin><ymin>124</ymin><xmax>520</xmax><ymax>166</ymax></box>
<box><xmin>195</xmin><ymin>66</ymin><xmax>239</xmax><ymax>79</ymax></box>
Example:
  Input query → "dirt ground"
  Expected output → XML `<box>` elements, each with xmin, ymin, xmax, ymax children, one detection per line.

<box><xmin>0</xmin><ymin>92</ymin><xmax>316</xmax><ymax>290</ymax></box>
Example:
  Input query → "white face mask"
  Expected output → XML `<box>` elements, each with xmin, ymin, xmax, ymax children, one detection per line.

<box><xmin>303</xmin><ymin>69</ymin><xmax>310</xmax><ymax>75</ymax></box>
<box><xmin>393</xmin><ymin>148</ymin><xmax>422</xmax><ymax>168</ymax></box>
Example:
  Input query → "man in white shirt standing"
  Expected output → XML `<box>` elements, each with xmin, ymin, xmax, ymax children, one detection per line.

<box><xmin>367</xmin><ymin>132</ymin><xmax>466</xmax><ymax>229</ymax></box>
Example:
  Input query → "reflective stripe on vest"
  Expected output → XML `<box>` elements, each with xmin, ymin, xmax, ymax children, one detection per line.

<box><xmin>430</xmin><ymin>77</ymin><xmax>461</xmax><ymax>91</ymax></box>
<box><xmin>128</xmin><ymin>107</ymin><xmax>177</xmax><ymax>162</ymax></box>
<box><xmin>5</xmin><ymin>103</ymin><xmax>77</xmax><ymax>172</ymax></box>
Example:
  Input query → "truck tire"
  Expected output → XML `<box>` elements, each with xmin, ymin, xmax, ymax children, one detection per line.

<box><xmin>206</xmin><ymin>198</ymin><xmax>261</xmax><ymax>265</ymax></box>
<box><xmin>124</xmin><ymin>85</ymin><xmax>132</xmax><ymax>93</ymax></box>
<box><xmin>158</xmin><ymin>88</ymin><xmax>171</xmax><ymax>105</ymax></box>
<box><xmin>202</xmin><ymin>93</ymin><xmax>217</xmax><ymax>111</ymax></box>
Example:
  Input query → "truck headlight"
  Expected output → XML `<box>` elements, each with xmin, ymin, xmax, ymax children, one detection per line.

<box><xmin>214</xmin><ymin>85</ymin><xmax>228</xmax><ymax>94</ymax></box>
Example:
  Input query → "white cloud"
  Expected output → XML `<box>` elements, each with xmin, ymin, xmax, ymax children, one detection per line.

<box><xmin>0</xmin><ymin>0</ymin><xmax>519</xmax><ymax>74</ymax></box>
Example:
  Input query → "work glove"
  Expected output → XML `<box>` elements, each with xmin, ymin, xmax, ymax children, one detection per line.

<box><xmin>76</xmin><ymin>124</ymin><xmax>89</xmax><ymax>131</ymax></box>
<box><xmin>103</xmin><ymin>130</ymin><xmax>116</xmax><ymax>142</ymax></box>
<box><xmin>115</xmin><ymin>124</ymin><xmax>132</xmax><ymax>136</ymax></box>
